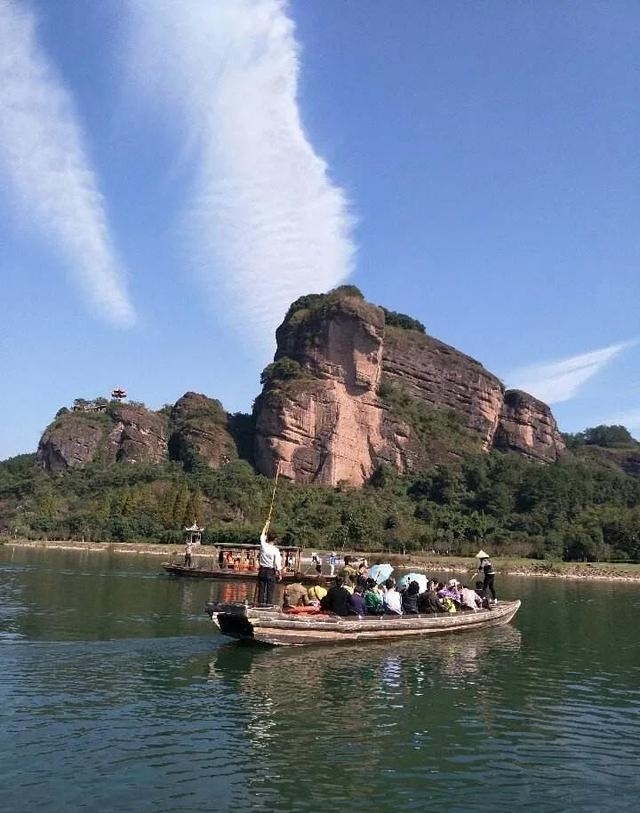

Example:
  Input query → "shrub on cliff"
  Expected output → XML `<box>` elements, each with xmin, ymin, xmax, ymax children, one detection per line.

<box><xmin>381</xmin><ymin>307</ymin><xmax>426</xmax><ymax>333</ymax></box>
<box><xmin>260</xmin><ymin>357</ymin><xmax>306</xmax><ymax>386</ymax></box>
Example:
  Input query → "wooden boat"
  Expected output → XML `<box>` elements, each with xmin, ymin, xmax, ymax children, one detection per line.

<box><xmin>204</xmin><ymin>599</ymin><xmax>521</xmax><ymax>647</ymax></box>
<box><xmin>162</xmin><ymin>561</ymin><xmax>319</xmax><ymax>583</ymax></box>
<box><xmin>162</xmin><ymin>541</ymin><xmax>313</xmax><ymax>582</ymax></box>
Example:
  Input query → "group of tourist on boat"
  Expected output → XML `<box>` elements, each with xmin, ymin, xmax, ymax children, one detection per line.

<box><xmin>257</xmin><ymin>519</ymin><xmax>498</xmax><ymax>615</ymax></box>
<box><xmin>283</xmin><ymin>571</ymin><xmax>495</xmax><ymax>617</ymax></box>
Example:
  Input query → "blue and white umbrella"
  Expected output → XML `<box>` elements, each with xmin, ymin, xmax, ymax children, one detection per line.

<box><xmin>396</xmin><ymin>572</ymin><xmax>428</xmax><ymax>593</ymax></box>
<box><xmin>368</xmin><ymin>563</ymin><xmax>394</xmax><ymax>585</ymax></box>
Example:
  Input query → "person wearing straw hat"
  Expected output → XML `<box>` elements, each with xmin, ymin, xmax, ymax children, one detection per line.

<box><xmin>476</xmin><ymin>549</ymin><xmax>497</xmax><ymax>604</ymax></box>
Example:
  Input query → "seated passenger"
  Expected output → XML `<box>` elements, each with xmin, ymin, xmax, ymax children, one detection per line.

<box><xmin>418</xmin><ymin>580</ymin><xmax>446</xmax><ymax>614</ymax></box>
<box><xmin>364</xmin><ymin>577</ymin><xmax>385</xmax><ymax>615</ymax></box>
<box><xmin>283</xmin><ymin>582</ymin><xmax>311</xmax><ymax>609</ymax></box>
<box><xmin>349</xmin><ymin>583</ymin><xmax>367</xmax><ymax>616</ymax></box>
<box><xmin>458</xmin><ymin>583</ymin><xmax>483</xmax><ymax>612</ymax></box>
<box><xmin>320</xmin><ymin>576</ymin><xmax>353</xmax><ymax>616</ymax></box>
<box><xmin>401</xmin><ymin>580</ymin><xmax>421</xmax><ymax>614</ymax></box>
<box><xmin>438</xmin><ymin>578</ymin><xmax>461</xmax><ymax>604</ymax></box>
<box><xmin>383</xmin><ymin>578</ymin><xmax>403</xmax><ymax>615</ymax></box>
<box><xmin>307</xmin><ymin>579</ymin><xmax>328</xmax><ymax>604</ymax></box>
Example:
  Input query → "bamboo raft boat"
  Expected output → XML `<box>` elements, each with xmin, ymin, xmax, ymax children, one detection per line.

<box><xmin>205</xmin><ymin>599</ymin><xmax>521</xmax><ymax>647</ymax></box>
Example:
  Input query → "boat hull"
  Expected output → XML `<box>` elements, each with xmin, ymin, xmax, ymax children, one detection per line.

<box><xmin>162</xmin><ymin>563</ymin><xmax>317</xmax><ymax>583</ymax></box>
<box><xmin>205</xmin><ymin>600</ymin><xmax>521</xmax><ymax>647</ymax></box>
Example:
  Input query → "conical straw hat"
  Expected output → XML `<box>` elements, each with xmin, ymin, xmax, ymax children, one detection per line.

<box><xmin>475</xmin><ymin>549</ymin><xmax>489</xmax><ymax>558</ymax></box>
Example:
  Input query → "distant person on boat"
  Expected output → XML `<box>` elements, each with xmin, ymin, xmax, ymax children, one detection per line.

<box><xmin>320</xmin><ymin>575</ymin><xmax>353</xmax><ymax>616</ymax></box>
<box><xmin>340</xmin><ymin>555</ymin><xmax>359</xmax><ymax>583</ymax></box>
<box><xmin>283</xmin><ymin>582</ymin><xmax>311</xmax><ymax>609</ymax></box>
<box><xmin>184</xmin><ymin>540</ymin><xmax>193</xmax><ymax>568</ymax></box>
<box><xmin>257</xmin><ymin>520</ymin><xmax>282</xmax><ymax>605</ymax></box>
<box><xmin>476</xmin><ymin>550</ymin><xmax>497</xmax><ymax>604</ymax></box>
<box><xmin>311</xmin><ymin>553</ymin><xmax>322</xmax><ymax>575</ymax></box>
<box><xmin>383</xmin><ymin>578</ymin><xmax>403</xmax><ymax>615</ymax></box>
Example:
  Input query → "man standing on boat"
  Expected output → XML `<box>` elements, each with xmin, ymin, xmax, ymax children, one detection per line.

<box><xmin>257</xmin><ymin>520</ymin><xmax>282</xmax><ymax>605</ymax></box>
<box><xmin>476</xmin><ymin>550</ymin><xmax>497</xmax><ymax>604</ymax></box>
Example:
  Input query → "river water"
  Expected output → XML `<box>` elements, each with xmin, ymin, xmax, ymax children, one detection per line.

<box><xmin>1</xmin><ymin>546</ymin><xmax>639</xmax><ymax>813</ymax></box>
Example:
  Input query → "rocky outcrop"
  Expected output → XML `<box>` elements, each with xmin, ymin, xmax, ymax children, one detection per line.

<box><xmin>254</xmin><ymin>288</ymin><xmax>565</xmax><ymax>486</ymax></box>
<box><xmin>382</xmin><ymin>326</ymin><xmax>505</xmax><ymax>449</ymax></box>
<box><xmin>255</xmin><ymin>293</ymin><xmax>398</xmax><ymax>485</ymax></box>
<box><xmin>493</xmin><ymin>390</ymin><xmax>565</xmax><ymax>462</ymax></box>
<box><xmin>35</xmin><ymin>289</ymin><xmax>566</xmax><ymax>484</ymax></box>
<box><xmin>37</xmin><ymin>412</ymin><xmax>108</xmax><ymax>472</ymax></box>
<box><xmin>37</xmin><ymin>403</ymin><xmax>169</xmax><ymax>471</ymax></box>
<box><xmin>105</xmin><ymin>405</ymin><xmax>168</xmax><ymax>465</ymax></box>
<box><xmin>168</xmin><ymin>392</ymin><xmax>237</xmax><ymax>469</ymax></box>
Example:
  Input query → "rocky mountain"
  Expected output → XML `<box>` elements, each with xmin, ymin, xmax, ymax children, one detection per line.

<box><xmin>37</xmin><ymin>394</ymin><xmax>239</xmax><ymax>473</ymax></box>
<box><xmin>254</xmin><ymin>288</ymin><xmax>565</xmax><ymax>486</ymax></box>
<box><xmin>36</xmin><ymin>286</ymin><xmax>565</xmax><ymax>485</ymax></box>
<box><xmin>168</xmin><ymin>392</ymin><xmax>238</xmax><ymax>469</ymax></box>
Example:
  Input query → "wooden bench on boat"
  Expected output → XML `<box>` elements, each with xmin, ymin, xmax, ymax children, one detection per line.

<box><xmin>205</xmin><ymin>599</ymin><xmax>521</xmax><ymax>647</ymax></box>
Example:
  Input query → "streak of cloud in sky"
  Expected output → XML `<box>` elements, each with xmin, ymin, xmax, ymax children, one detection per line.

<box><xmin>0</xmin><ymin>1</ymin><xmax>135</xmax><ymax>327</ymax></box>
<box><xmin>126</xmin><ymin>0</ymin><xmax>355</xmax><ymax>351</ymax></box>
<box><xmin>507</xmin><ymin>341</ymin><xmax>636</xmax><ymax>405</ymax></box>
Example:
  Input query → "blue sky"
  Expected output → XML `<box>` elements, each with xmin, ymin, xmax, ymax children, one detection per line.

<box><xmin>1</xmin><ymin>0</ymin><xmax>638</xmax><ymax>461</ymax></box>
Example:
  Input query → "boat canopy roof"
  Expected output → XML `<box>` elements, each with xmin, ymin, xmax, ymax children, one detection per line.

<box><xmin>215</xmin><ymin>542</ymin><xmax>301</xmax><ymax>553</ymax></box>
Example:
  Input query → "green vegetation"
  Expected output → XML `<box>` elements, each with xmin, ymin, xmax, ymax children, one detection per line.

<box><xmin>381</xmin><ymin>307</ymin><xmax>426</xmax><ymax>333</ymax></box>
<box><xmin>377</xmin><ymin>376</ymin><xmax>480</xmax><ymax>456</ymax></box>
<box><xmin>282</xmin><ymin>285</ymin><xmax>365</xmax><ymax>324</ymax></box>
<box><xmin>563</xmin><ymin>424</ymin><xmax>638</xmax><ymax>450</ymax></box>
<box><xmin>1</xmin><ymin>425</ymin><xmax>639</xmax><ymax>562</ymax></box>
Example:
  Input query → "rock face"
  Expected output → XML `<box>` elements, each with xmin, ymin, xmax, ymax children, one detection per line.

<box><xmin>37</xmin><ymin>412</ymin><xmax>108</xmax><ymax>472</ymax></box>
<box><xmin>382</xmin><ymin>326</ymin><xmax>505</xmax><ymax>449</ymax></box>
<box><xmin>37</xmin><ymin>404</ymin><xmax>169</xmax><ymax>471</ymax></box>
<box><xmin>493</xmin><ymin>390</ymin><xmax>565</xmax><ymax>463</ymax></box>
<box><xmin>255</xmin><ymin>294</ymin><xmax>398</xmax><ymax>484</ymax></box>
<box><xmin>169</xmin><ymin>392</ymin><xmax>237</xmax><ymax>469</ymax></box>
<box><xmin>105</xmin><ymin>405</ymin><xmax>168</xmax><ymax>465</ymax></box>
<box><xmin>254</xmin><ymin>289</ymin><xmax>565</xmax><ymax>486</ymax></box>
<box><xmin>36</xmin><ymin>289</ymin><xmax>566</xmax><ymax>483</ymax></box>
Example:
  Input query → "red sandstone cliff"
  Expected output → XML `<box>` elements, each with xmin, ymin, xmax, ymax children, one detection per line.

<box><xmin>254</xmin><ymin>289</ymin><xmax>565</xmax><ymax>486</ymax></box>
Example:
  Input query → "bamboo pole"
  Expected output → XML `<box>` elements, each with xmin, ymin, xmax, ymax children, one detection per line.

<box><xmin>266</xmin><ymin>461</ymin><xmax>281</xmax><ymax>525</ymax></box>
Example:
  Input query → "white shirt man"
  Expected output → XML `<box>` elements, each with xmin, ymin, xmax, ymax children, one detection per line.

<box><xmin>259</xmin><ymin>526</ymin><xmax>282</xmax><ymax>571</ymax></box>
<box><xmin>257</xmin><ymin>521</ymin><xmax>282</xmax><ymax>605</ymax></box>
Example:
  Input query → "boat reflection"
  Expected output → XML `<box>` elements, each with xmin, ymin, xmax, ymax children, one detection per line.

<box><xmin>208</xmin><ymin>624</ymin><xmax>522</xmax><ymax>696</ymax></box>
<box><xmin>205</xmin><ymin>623</ymin><xmax>522</xmax><ymax>799</ymax></box>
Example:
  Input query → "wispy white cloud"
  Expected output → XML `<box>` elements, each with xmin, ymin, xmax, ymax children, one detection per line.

<box><xmin>126</xmin><ymin>0</ymin><xmax>355</xmax><ymax>350</ymax></box>
<box><xmin>507</xmin><ymin>340</ymin><xmax>635</xmax><ymax>404</ymax></box>
<box><xmin>0</xmin><ymin>2</ymin><xmax>135</xmax><ymax>326</ymax></box>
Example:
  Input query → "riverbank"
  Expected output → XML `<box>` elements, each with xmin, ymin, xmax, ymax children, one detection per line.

<box><xmin>4</xmin><ymin>538</ymin><xmax>640</xmax><ymax>582</ymax></box>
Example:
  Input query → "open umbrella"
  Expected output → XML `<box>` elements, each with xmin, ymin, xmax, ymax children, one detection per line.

<box><xmin>396</xmin><ymin>572</ymin><xmax>428</xmax><ymax>593</ymax></box>
<box><xmin>368</xmin><ymin>563</ymin><xmax>394</xmax><ymax>585</ymax></box>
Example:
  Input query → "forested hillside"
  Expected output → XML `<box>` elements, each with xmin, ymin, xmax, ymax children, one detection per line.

<box><xmin>1</xmin><ymin>424</ymin><xmax>638</xmax><ymax>562</ymax></box>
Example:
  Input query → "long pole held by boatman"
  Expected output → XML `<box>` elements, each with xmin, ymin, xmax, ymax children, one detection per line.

<box><xmin>266</xmin><ymin>461</ymin><xmax>281</xmax><ymax>525</ymax></box>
